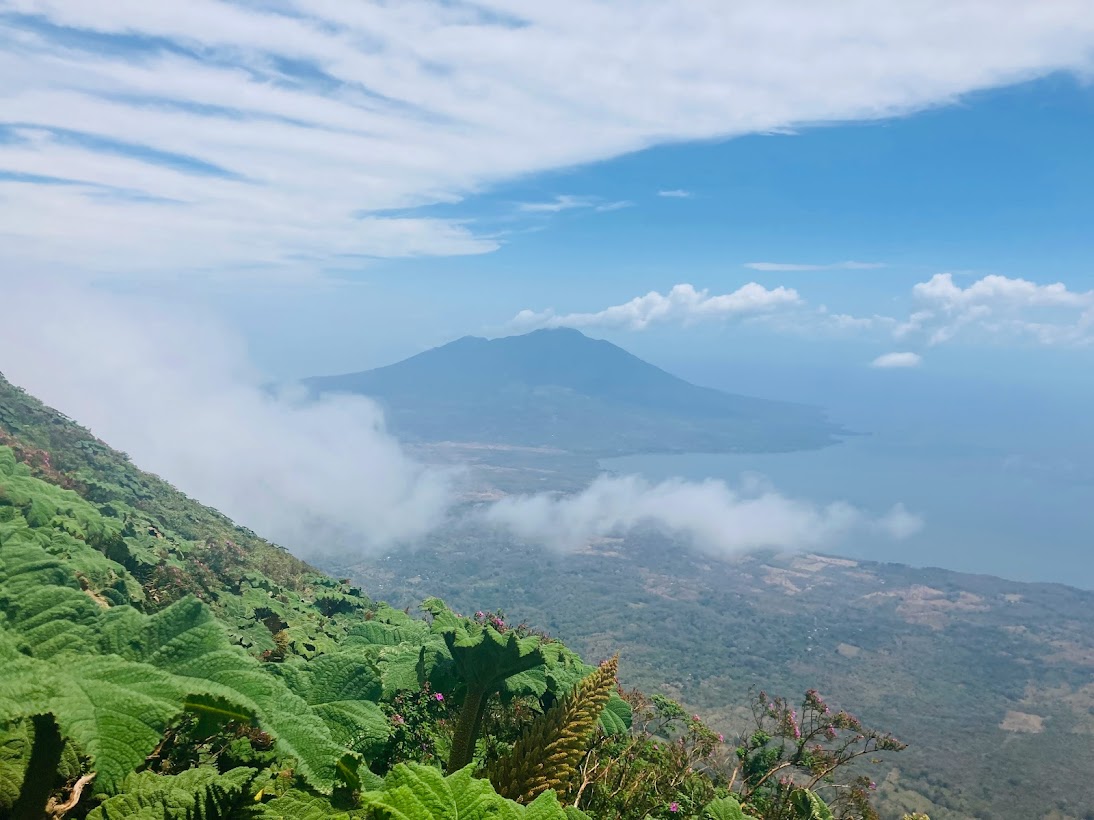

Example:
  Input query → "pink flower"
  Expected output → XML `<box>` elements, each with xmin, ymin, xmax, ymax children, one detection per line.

<box><xmin>718</xmin><ymin>733</ymin><xmax>725</xmax><ymax>743</ymax></box>
<box><xmin>435</xmin><ymin>693</ymin><xmax>445</xmax><ymax>702</ymax></box>
<box><xmin>669</xmin><ymin>802</ymin><xmax>679</xmax><ymax>813</ymax></box>
<box><xmin>392</xmin><ymin>714</ymin><xmax>405</xmax><ymax>726</ymax></box>
<box><xmin>692</xmin><ymin>714</ymin><xmax>701</xmax><ymax>721</ymax></box>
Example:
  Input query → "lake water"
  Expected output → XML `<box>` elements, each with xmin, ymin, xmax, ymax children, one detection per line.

<box><xmin>600</xmin><ymin>366</ymin><xmax>1094</xmax><ymax>589</ymax></box>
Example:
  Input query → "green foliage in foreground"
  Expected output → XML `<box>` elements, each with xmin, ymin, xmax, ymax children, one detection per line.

<box><xmin>0</xmin><ymin>374</ymin><xmax>910</xmax><ymax>819</ymax></box>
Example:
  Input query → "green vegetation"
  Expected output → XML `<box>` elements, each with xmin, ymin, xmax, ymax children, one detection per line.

<box><xmin>344</xmin><ymin>520</ymin><xmax>1094</xmax><ymax>820</ymax></box>
<box><xmin>1</xmin><ymin>372</ymin><xmax>905</xmax><ymax>818</ymax></box>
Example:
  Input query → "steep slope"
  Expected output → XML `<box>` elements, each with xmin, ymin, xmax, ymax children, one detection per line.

<box><xmin>0</xmin><ymin>370</ymin><xmax>905</xmax><ymax>820</ymax></box>
<box><xmin>304</xmin><ymin>328</ymin><xmax>841</xmax><ymax>454</ymax></box>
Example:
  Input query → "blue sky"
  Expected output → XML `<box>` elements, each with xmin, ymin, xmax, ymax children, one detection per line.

<box><xmin>215</xmin><ymin>74</ymin><xmax>1094</xmax><ymax>384</ymax></box>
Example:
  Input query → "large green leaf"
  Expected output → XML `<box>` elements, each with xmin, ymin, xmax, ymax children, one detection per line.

<box><xmin>702</xmin><ymin>795</ymin><xmax>748</xmax><ymax>820</ymax></box>
<box><xmin>790</xmin><ymin>789</ymin><xmax>835</xmax><ymax>820</ymax></box>
<box><xmin>255</xmin><ymin>789</ymin><xmax>362</xmax><ymax>819</ymax></box>
<box><xmin>597</xmin><ymin>692</ymin><xmax>632</xmax><ymax>735</ymax></box>
<box><xmin>87</xmin><ymin>766</ymin><xmax>259</xmax><ymax>820</ymax></box>
<box><xmin>0</xmin><ymin>719</ymin><xmax>30</xmax><ymax>810</ymax></box>
<box><xmin>421</xmin><ymin>599</ymin><xmax>548</xmax><ymax>692</ymax></box>
<box><xmin>359</xmin><ymin>763</ymin><xmax>582</xmax><ymax>820</ymax></box>
<box><xmin>0</xmin><ymin>540</ymin><xmax>361</xmax><ymax>795</ymax></box>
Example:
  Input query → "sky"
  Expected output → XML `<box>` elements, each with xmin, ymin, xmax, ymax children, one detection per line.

<box><xmin>2</xmin><ymin>2</ymin><xmax>1094</xmax><ymax>583</ymax></box>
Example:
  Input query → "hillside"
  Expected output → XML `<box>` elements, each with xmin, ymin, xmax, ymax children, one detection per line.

<box><xmin>0</xmin><ymin>371</ymin><xmax>907</xmax><ymax>818</ymax></box>
<box><xmin>335</xmin><ymin>521</ymin><xmax>1094</xmax><ymax>820</ymax></box>
<box><xmin>304</xmin><ymin>328</ymin><xmax>841</xmax><ymax>455</ymax></box>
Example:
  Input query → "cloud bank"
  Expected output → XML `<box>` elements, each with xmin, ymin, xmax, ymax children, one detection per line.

<box><xmin>482</xmin><ymin>474</ymin><xmax>923</xmax><ymax>554</ymax></box>
<box><xmin>898</xmin><ymin>273</ymin><xmax>1094</xmax><ymax>346</ymax></box>
<box><xmin>511</xmin><ymin>272</ymin><xmax>1094</xmax><ymax>348</ymax></box>
<box><xmin>3</xmin><ymin>2</ymin><xmax>1094</xmax><ymax>278</ymax></box>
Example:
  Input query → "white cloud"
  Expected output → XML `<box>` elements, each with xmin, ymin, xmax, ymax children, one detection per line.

<box><xmin>481</xmin><ymin>474</ymin><xmax>922</xmax><ymax>554</ymax></box>
<box><xmin>871</xmin><ymin>351</ymin><xmax>923</xmax><ymax>368</ymax></box>
<box><xmin>2</xmin><ymin>2</ymin><xmax>1094</xmax><ymax>278</ymax></box>
<box><xmin>510</xmin><ymin>282</ymin><xmax>801</xmax><ymax>331</ymax></box>
<box><xmin>657</xmin><ymin>189</ymin><xmax>691</xmax><ymax>198</ymax></box>
<box><xmin>897</xmin><ymin>273</ymin><xmax>1094</xmax><ymax>346</ymax></box>
<box><xmin>594</xmin><ymin>200</ymin><xmax>634</xmax><ymax>212</ymax></box>
<box><xmin>517</xmin><ymin>195</ymin><xmax>598</xmax><ymax>213</ymax></box>
<box><xmin>745</xmin><ymin>261</ymin><xmax>887</xmax><ymax>271</ymax></box>
<box><xmin>0</xmin><ymin>282</ymin><xmax>456</xmax><ymax>552</ymax></box>
<box><xmin>516</xmin><ymin>195</ymin><xmax>632</xmax><ymax>214</ymax></box>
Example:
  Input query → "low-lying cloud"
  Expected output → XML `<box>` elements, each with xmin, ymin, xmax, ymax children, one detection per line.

<box><xmin>0</xmin><ymin>282</ymin><xmax>454</xmax><ymax>552</ymax></box>
<box><xmin>0</xmin><ymin>283</ymin><xmax>922</xmax><ymax>560</ymax></box>
<box><xmin>481</xmin><ymin>474</ymin><xmax>923</xmax><ymax>553</ymax></box>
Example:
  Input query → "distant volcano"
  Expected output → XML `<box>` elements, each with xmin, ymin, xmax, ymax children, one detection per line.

<box><xmin>303</xmin><ymin>328</ymin><xmax>841</xmax><ymax>455</ymax></box>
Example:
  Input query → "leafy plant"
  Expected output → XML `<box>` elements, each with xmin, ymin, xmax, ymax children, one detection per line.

<box><xmin>421</xmin><ymin>598</ymin><xmax>556</xmax><ymax>773</ymax></box>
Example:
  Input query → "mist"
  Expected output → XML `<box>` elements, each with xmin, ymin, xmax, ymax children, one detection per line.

<box><xmin>0</xmin><ymin>282</ymin><xmax>454</xmax><ymax>551</ymax></box>
<box><xmin>0</xmin><ymin>283</ymin><xmax>920</xmax><ymax>558</ymax></box>
<box><xmin>481</xmin><ymin>473</ymin><xmax>922</xmax><ymax>554</ymax></box>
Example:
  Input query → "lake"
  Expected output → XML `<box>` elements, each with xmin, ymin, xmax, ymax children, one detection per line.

<box><xmin>601</xmin><ymin>365</ymin><xmax>1094</xmax><ymax>589</ymax></box>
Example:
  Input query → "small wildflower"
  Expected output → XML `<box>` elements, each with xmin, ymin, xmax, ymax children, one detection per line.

<box><xmin>435</xmin><ymin>692</ymin><xmax>444</xmax><ymax>702</ymax></box>
<box><xmin>669</xmin><ymin>802</ymin><xmax>679</xmax><ymax>813</ymax></box>
<box><xmin>718</xmin><ymin>733</ymin><xmax>725</xmax><ymax>743</ymax></box>
<box><xmin>392</xmin><ymin>714</ymin><xmax>405</xmax><ymax>726</ymax></box>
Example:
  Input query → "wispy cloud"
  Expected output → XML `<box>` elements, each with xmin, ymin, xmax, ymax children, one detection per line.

<box><xmin>517</xmin><ymin>195</ymin><xmax>599</xmax><ymax>213</ymax></box>
<box><xmin>3</xmin><ymin>3</ymin><xmax>1094</xmax><ymax>278</ymax></box>
<box><xmin>871</xmin><ymin>351</ymin><xmax>923</xmax><ymax>368</ymax></box>
<box><xmin>657</xmin><ymin>189</ymin><xmax>691</xmax><ymax>198</ymax></box>
<box><xmin>510</xmin><ymin>283</ymin><xmax>801</xmax><ymax>332</ymax></box>
<box><xmin>516</xmin><ymin>195</ymin><xmax>632</xmax><ymax>214</ymax></box>
<box><xmin>594</xmin><ymin>199</ymin><xmax>634</xmax><ymax>212</ymax></box>
<box><xmin>745</xmin><ymin>261</ymin><xmax>887</xmax><ymax>271</ymax></box>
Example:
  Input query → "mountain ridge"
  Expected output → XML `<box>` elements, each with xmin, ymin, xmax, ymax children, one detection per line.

<box><xmin>304</xmin><ymin>328</ymin><xmax>842</xmax><ymax>455</ymax></box>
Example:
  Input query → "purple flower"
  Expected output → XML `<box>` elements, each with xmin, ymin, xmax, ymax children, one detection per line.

<box><xmin>435</xmin><ymin>692</ymin><xmax>445</xmax><ymax>702</ymax></box>
<box><xmin>392</xmin><ymin>714</ymin><xmax>405</xmax><ymax>726</ymax></box>
<box><xmin>869</xmin><ymin>781</ymin><xmax>877</xmax><ymax>791</ymax></box>
<box><xmin>718</xmin><ymin>733</ymin><xmax>725</xmax><ymax>743</ymax></box>
<box><xmin>669</xmin><ymin>802</ymin><xmax>679</xmax><ymax>813</ymax></box>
